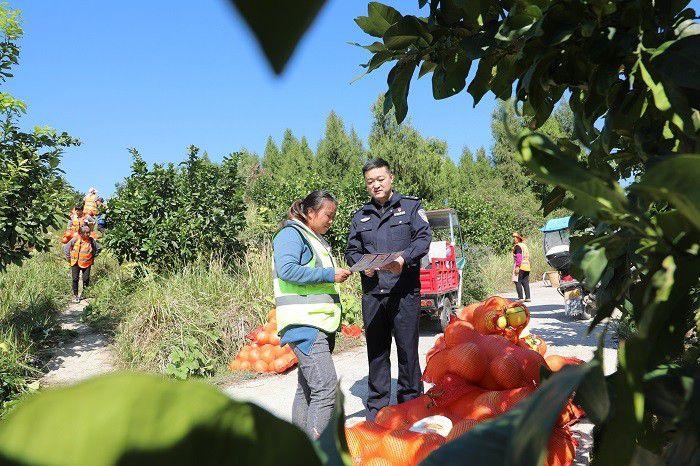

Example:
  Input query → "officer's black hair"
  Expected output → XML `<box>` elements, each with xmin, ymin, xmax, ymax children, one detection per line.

<box><xmin>362</xmin><ymin>158</ymin><xmax>391</xmax><ymax>175</ymax></box>
<box><xmin>75</xmin><ymin>204</ymin><xmax>84</xmax><ymax>211</ymax></box>
<box><xmin>287</xmin><ymin>190</ymin><xmax>337</xmax><ymax>225</ymax></box>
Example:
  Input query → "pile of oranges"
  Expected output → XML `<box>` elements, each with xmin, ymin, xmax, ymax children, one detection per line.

<box><xmin>228</xmin><ymin>309</ymin><xmax>298</xmax><ymax>374</ymax></box>
<box><xmin>345</xmin><ymin>296</ymin><xmax>584</xmax><ymax>466</ymax></box>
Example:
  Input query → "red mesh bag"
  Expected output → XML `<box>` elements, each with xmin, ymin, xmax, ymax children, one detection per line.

<box><xmin>380</xmin><ymin>430</ymin><xmax>445</xmax><ymax>466</ymax></box>
<box><xmin>413</xmin><ymin>433</ymin><xmax>446</xmax><ymax>465</ymax></box>
<box><xmin>489</xmin><ymin>354</ymin><xmax>527</xmax><ymax>389</ymax></box>
<box><xmin>546</xmin><ymin>355</ymin><xmax>585</xmax><ymax>372</ymax></box>
<box><xmin>422</xmin><ymin>348</ymin><xmax>450</xmax><ymax>384</ymax></box>
<box><xmin>472</xmin><ymin>307</ymin><xmax>502</xmax><ymax>334</ymax></box>
<box><xmin>546</xmin><ymin>427</ymin><xmax>577</xmax><ymax>466</ymax></box>
<box><xmin>444</xmin><ymin>321</ymin><xmax>479</xmax><ymax>347</ymax></box>
<box><xmin>245</xmin><ymin>325</ymin><xmax>264</xmax><ymax>342</ymax></box>
<box><xmin>363</xmin><ymin>458</ymin><xmax>393</xmax><ymax>466</ymax></box>
<box><xmin>444</xmin><ymin>342</ymin><xmax>487</xmax><ymax>383</ymax></box>
<box><xmin>375</xmin><ymin>395</ymin><xmax>435</xmax><ymax>430</ymax></box>
<box><xmin>456</xmin><ymin>301</ymin><xmax>481</xmax><ymax>323</ymax></box>
<box><xmin>426</xmin><ymin>335</ymin><xmax>446</xmax><ymax>364</ymax></box>
<box><xmin>446</xmin><ymin>418</ymin><xmax>478</xmax><ymax>441</ymax></box>
<box><xmin>557</xmin><ymin>400</ymin><xmax>585</xmax><ymax>426</ymax></box>
<box><xmin>474</xmin><ymin>334</ymin><xmax>511</xmax><ymax>360</ymax></box>
<box><xmin>470</xmin><ymin>390</ymin><xmax>502</xmax><ymax>420</ymax></box>
<box><xmin>345</xmin><ymin>421</ymin><xmax>387</xmax><ymax>463</ymax></box>
<box><xmin>446</xmin><ymin>387</ymin><xmax>486</xmax><ymax>419</ymax></box>
<box><xmin>426</xmin><ymin>372</ymin><xmax>472</xmax><ymax>408</ymax></box>
<box><xmin>496</xmin><ymin>386</ymin><xmax>534</xmax><ymax>411</ymax></box>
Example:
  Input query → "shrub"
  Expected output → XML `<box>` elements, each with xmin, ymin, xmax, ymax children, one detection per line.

<box><xmin>104</xmin><ymin>147</ymin><xmax>246</xmax><ymax>270</ymax></box>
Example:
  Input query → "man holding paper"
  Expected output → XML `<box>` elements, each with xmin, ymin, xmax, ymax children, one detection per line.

<box><xmin>345</xmin><ymin>158</ymin><xmax>432</xmax><ymax>420</ymax></box>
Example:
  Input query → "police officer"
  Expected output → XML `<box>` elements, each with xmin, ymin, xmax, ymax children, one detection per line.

<box><xmin>345</xmin><ymin>158</ymin><xmax>431</xmax><ymax>420</ymax></box>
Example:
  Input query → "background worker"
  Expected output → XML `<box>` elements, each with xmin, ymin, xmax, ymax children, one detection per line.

<box><xmin>512</xmin><ymin>232</ymin><xmax>531</xmax><ymax>302</ymax></box>
<box><xmin>83</xmin><ymin>187</ymin><xmax>99</xmax><ymax>216</ymax></box>
<box><xmin>63</xmin><ymin>225</ymin><xmax>101</xmax><ymax>303</ymax></box>
<box><xmin>345</xmin><ymin>158</ymin><xmax>431</xmax><ymax>421</ymax></box>
<box><xmin>272</xmin><ymin>190</ymin><xmax>351</xmax><ymax>439</ymax></box>
<box><xmin>67</xmin><ymin>204</ymin><xmax>95</xmax><ymax>236</ymax></box>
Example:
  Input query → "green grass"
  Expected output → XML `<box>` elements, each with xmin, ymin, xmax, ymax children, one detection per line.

<box><xmin>0</xmin><ymin>247</ymin><xmax>69</xmax><ymax>411</ymax></box>
<box><xmin>463</xmin><ymin>231</ymin><xmax>549</xmax><ymax>303</ymax></box>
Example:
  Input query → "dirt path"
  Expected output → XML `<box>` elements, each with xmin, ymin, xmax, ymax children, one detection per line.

<box><xmin>224</xmin><ymin>283</ymin><xmax>618</xmax><ymax>465</ymax></box>
<box><xmin>40</xmin><ymin>300</ymin><xmax>115</xmax><ymax>387</ymax></box>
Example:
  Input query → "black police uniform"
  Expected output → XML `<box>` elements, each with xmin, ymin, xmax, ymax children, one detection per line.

<box><xmin>344</xmin><ymin>192</ymin><xmax>431</xmax><ymax>420</ymax></box>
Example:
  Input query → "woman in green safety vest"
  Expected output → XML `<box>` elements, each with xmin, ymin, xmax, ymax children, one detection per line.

<box><xmin>272</xmin><ymin>190</ymin><xmax>351</xmax><ymax>439</ymax></box>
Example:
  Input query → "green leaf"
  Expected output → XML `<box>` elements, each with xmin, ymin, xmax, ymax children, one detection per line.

<box><xmin>231</xmin><ymin>0</ymin><xmax>327</xmax><ymax>74</ymax></box>
<box><xmin>517</xmin><ymin>133</ymin><xmax>631</xmax><ymax>221</ymax></box>
<box><xmin>432</xmin><ymin>47</ymin><xmax>471</xmax><ymax>99</ymax></box>
<box><xmin>387</xmin><ymin>59</ymin><xmax>417</xmax><ymax>123</ymax></box>
<box><xmin>652</xmin><ymin>35</ymin><xmax>700</xmax><ymax>90</ymax></box>
<box><xmin>354</xmin><ymin>2</ymin><xmax>403</xmax><ymax>38</ymax></box>
<box><xmin>316</xmin><ymin>388</ymin><xmax>351</xmax><ymax>465</ymax></box>
<box><xmin>467</xmin><ymin>54</ymin><xmax>496</xmax><ymax>106</ymax></box>
<box><xmin>579</xmin><ymin>244</ymin><xmax>609</xmax><ymax>287</ymax></box>
<box><xmin>383</xmin><ymin>16</ymin><xmax>432</xmax><ymax>50</ymax></box>
<box><xmin>418</xmin><ymin>60</ymin><xmax>437</xmax><ymax>78</ymax></box>
<box><xmin>637</xmin><ymin>59</ymin><xmax>671</xmax><ymax>112</ymax></box>
<box><xmin>0</xmin><ymin>373</ymin><xmax>321</xmax><ymax>466</ymax></box>
<box><xmin>632</xmin><ymin>154</ymin><xmax>700</xmax><ymax>231</ymax></box>
<box><xmin>574</xmin><ymin>346</ymin><xmax>610</xmax><ymax>424</ymax></box>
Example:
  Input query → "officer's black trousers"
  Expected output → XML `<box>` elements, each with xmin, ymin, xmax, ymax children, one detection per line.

<box><xmin>362</xmin><ymin>291</ymin><xmax>423</xmax><ymax>420</ymax></box>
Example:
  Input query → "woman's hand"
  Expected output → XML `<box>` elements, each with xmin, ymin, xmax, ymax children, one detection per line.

<box><xmin>334</xmin><ymin>268</ymin><xmax>352</xmax><ymax>283</ymax></box>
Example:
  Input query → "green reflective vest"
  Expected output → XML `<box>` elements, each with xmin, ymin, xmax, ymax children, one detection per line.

<box><xmin>273</xmin><ymin>220</ymin><xmax>342</xmax><ymax>335</ymax></box>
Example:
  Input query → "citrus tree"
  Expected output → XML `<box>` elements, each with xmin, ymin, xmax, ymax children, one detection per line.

<box><xmin>104</xmin><ymin>147</ymin><xmax>246</xmax><ymax>269</ymax></box>
<box><xmin>348</xmin><ymin>0</ymin><xmax>700</xmax><ymax>463</ymax></box>
<box><xmin>0</xmin><ymin>4</ymin><xmax>79</xmax><ymax>271</ymax></box>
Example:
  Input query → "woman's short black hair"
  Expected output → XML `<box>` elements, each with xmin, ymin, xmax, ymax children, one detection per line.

<box><xmin>362</xmin><ymin>158</ymin><xmax>391</xmax><ymax>175</ymax></box>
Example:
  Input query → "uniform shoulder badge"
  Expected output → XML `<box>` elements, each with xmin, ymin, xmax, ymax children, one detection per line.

<box><xmin>418</xmin><ymin>208</ymin><xmax>429</xmax><ymax>223</ymax></box>
<box><xmin>402</xmin><ymin>195</ymin><xmax>419</xmax><ymax>200</ymax></box>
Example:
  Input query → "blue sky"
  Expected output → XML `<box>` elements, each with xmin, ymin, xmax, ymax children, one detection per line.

<box><xmin>9</xmin><ymin>1</ymin><xmax>697</xmax><ymax>197</ymax></box>
<box><xmin>7</xmin><ymin>1</ymin><xmax>497</xmax><ymax>197</ymax></box>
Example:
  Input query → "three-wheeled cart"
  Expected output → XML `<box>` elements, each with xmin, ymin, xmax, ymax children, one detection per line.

<box><xmin>419</xmin><ymin>209</ymin><xmax>465</xmax><ymax>330</ymax></box>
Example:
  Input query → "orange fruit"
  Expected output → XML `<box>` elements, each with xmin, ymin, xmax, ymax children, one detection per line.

<box><xmin>259</xmin><ymin>344</ymin><xmax>275</xmax><ymax>362</ymax></box>
<box><xmin>248</xmin><ymin>347</ymin><xmax>260</xmax><ymax>362</ymax></box>
<box><xmin>238</xmin><ymin>346</ymin><xmax>251</xmax><ymax>361</ymax></box>
<box><xmin>490</xmin><ymin>354</ymin><xmax>526</xmax><ymax>389</ymax></box>
<box><xmin>445</xmin><ymin>342</ymin><xmax>486</xmax><ymax>382</ymax></box>
<box><xmin>446</xmin><ymin>418</ymin><xmax>478</xmax><ymax>441</ymax></box>
<box><xmin>228</xmin><ymin>359</ymin><xmax>241</xmax><ymax>371</ymax></box>
<box><xmin>253</xmin><ymin>360</ymin><xmax>268</xmax><ymax>373</ymax></box>
<box><xmin>422</xmin><ymin>348</ymin><xmax>449</xmax><ymax>384</ymax></box>
<box><xmin>239</xmin><ymin>360</ymin><xmax>251</xmax><ymax>371</ymax></box>
<box><xmin>444</xmin><ymin>320</ymin><xmax>478</xmax><ymax>347</ymax></box>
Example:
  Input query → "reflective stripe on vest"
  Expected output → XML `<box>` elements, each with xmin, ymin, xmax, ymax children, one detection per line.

<box><xmin>273</xmin><ymin>220</ymin><xmax>341</xmax><ymax>335</ymax></box>
<box><xmin>517</xmin><ymin>242</ymin><xmax>531</xmax><ymax>272</ymax></box>
<box><xmin>70</xmin><ymin>237</ymin><xmax>94</xmax><ymax>268</ymax></box>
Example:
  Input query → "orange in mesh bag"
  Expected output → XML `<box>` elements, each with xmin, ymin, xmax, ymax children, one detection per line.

<box><xmin>422</xmin><ymin>348</ymin><xmax>450</xmax><ymax>384</ymax></box>
<box><xmin>426</xmin><ymin>335</ymin><xmax>446</xmax><ymax>364</ymax></box>
<box><xmin>456</xmin><ymin>301</ymin><xmax>481</xmax><ymax>322</ymax></box>
<box><xmin>444</xmin><ymin>320</ymin><xmax>479</xmax><ymax>347</ymax></box>
<box><xmin>446</xmin><ymin>386</ymin><xmax>486</xmax><ymax>419</ymax></box>
<box><xmin>489</xmin><ymin>354</ymin><xmax>526</xmax><ymax>389</ymax></box>
<box><xmin>379</xmin><ymin>430</ymin><xmax>445</xmax><ymax>466</ymax></box>
<box><xmin>557</xmin><ymin>400</ymin><xmax>585</xmax><ymax>427</ymax></box>
<box><xmin>446</xmin><ymin>418</ymin><xmax>478</xmax><ymax>441</ymax></box>
<box><xmin>546</xmin><ymin>355</ymin><xmax>584</xmax><ymax>372</ymax></box>
<box><xmin>546</xmin><ymin>426</ymin><xmax>577</xmax><ymax>466</ymax></box>
<box><xmin>345</xmin><ymin>421</ymin><xmax>387</xmax><ymax>463</ymax></box>
<box><xmin>445</xmin><ymin>342</ymin><xmax>487</xmax><ymax>383</ymax></box>
<box><xmin>426</xmin><ymin>372</ymin><xmax>472</xmax><ymax>408</ymax></box>
<box><xmin>375</xmin><ymin>395</ymin><xmax>435</xmax><ymax>430</ymax></box>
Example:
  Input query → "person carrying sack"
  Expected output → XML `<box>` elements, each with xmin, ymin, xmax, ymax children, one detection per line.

<box><xmin>63</xmin><ymin>225</ymin><xmax>101</xmax><ymax>303</ymax></box>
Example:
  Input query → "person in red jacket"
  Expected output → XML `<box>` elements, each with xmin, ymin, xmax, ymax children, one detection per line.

<box><xmin>63</xmin><ymin>225</ymin><xmax>101</xmax><ymax>303</ymax></box>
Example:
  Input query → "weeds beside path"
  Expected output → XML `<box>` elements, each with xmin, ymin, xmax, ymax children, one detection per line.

<box><xmin>40</xmin><ymin>300</ymin><xmax>115</xmax><ymax>387</ymax></box>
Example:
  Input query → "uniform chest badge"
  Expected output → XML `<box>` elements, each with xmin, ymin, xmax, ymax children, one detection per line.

<box><xmin>360</xmin><ymin>217</ymin><xmax>371</xmax><ymax>222</ymax></box>
<box><xmin>393</xmin><ymin>210</ymin><xmax>406</xmax><ymax>216</ymax></box>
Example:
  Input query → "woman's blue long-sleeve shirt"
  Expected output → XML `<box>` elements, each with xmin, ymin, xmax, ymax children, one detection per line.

<box><xmin>273</xmin><ymin>224</ymin><xmax>335</xmax><ymax>355</ymax></box>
